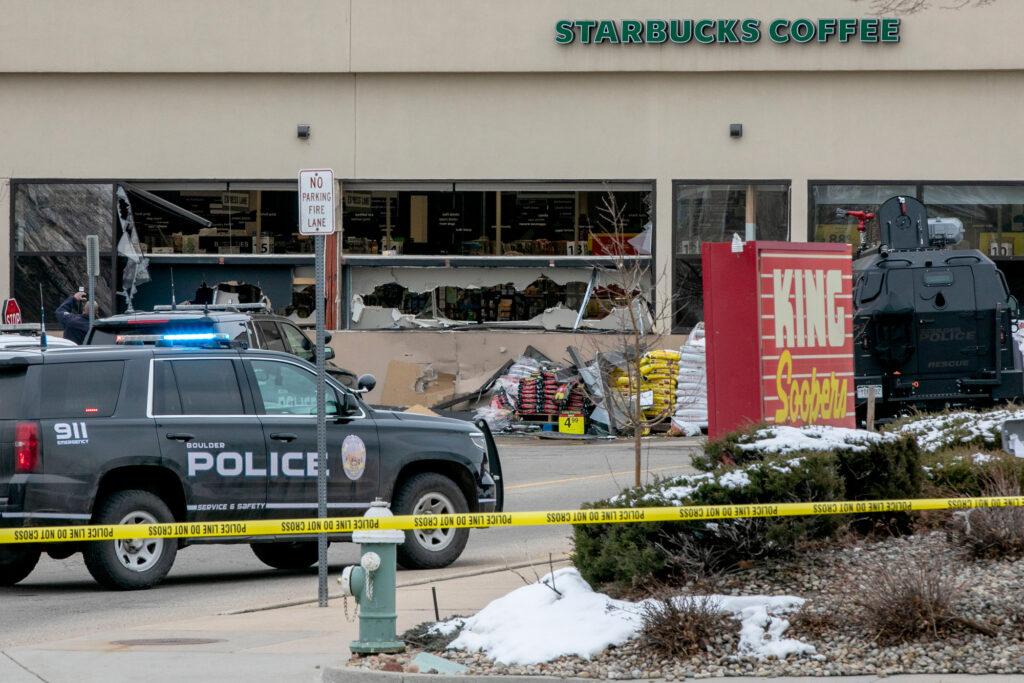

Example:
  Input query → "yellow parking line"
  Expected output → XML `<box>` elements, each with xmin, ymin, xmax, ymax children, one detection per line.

<box><xmin>506</xmin><ymin>465</ymin><xmax>690</xmax><ymax>491</ymax></box>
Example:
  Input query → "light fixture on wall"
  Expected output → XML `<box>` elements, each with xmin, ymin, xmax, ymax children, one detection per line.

<box><xmin>297</xmin><ymin>124</ymin><xmax>311</xmax><ymax>140</ymax></box>
<box><xmin>729</xmin><ymin>123</ymin><xmax>743</xmax><ymax>139</ymax></box>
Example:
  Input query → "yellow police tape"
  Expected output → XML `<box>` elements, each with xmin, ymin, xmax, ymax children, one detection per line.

<box><xmin>3</xmin><ymin>496</ymin><xmax>1024</xmax><ymax>545</ymax></box>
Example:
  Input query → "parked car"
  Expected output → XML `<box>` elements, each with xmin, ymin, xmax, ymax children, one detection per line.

<box><xmin>0</xmin><ymin>342</ymin><xmax>502</xmax><ymax>589</ymax></box>
<box><xmin>84</xmin><ymin>304</ymin><xmax>357</xmax><ymax>387</ymax></box>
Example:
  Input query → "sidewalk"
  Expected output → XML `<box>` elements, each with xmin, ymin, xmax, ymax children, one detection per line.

<box><xmin>1</xmin><ymin>563</ymin><xmax>553</xmax><ymax>683</ymax></box>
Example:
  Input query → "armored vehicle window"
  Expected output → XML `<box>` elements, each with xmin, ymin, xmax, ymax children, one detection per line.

<box><xmin>923</xmin><ymin>270</ymin><xmax>954</xmax><ymax>287</ymax></box>
<box><xmin>151</xmin><ymin>360</ymin><xmax>182</xmax><ymax>415</ymax></box>
<box><xmin>40</xmin><ymin>361</ymin><xmax>124</xmax><ymax>418</ymax></box>
<box><xmin>249</xmin><ymin>360</ymin><xmax>339</xmax><ymax>416</ymax></box>
<box><xmin>168</xmin><ymin>359</ymin><xmax>244</xmax><ymax>416</ymax></box>
<box><xmin>0</xmin><ymin>368</ymin><xmax>27</xmax><ymax>418</ymax></box>
<box><xmin>856</xmin><ymin>271</ymin><xmax>884</xmax><ymax>304</ymax></box>
<box><xmin>256</xmin><ymin>321</ymin><xmax>286</xmax><ymax>352</ymax></box>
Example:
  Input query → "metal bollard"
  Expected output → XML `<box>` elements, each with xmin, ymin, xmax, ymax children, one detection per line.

<box><xmin>338</xmin><ymin>500</ymin><xmax>406</xmax><ymax>654</ymax></box>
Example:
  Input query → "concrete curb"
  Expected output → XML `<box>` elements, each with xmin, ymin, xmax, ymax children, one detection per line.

<box><xmin>321</xmin><ymin>669</ymin><xmax>1024</xmax><ymax>683</ymax></box>
<box><xmin>321</xmin><ymin>668</ymin><xmax>606</xmax><ymax>683</ymax></box>
<box><xmin>225</xmin><ymin>556</ymin><xmax>571</xmax><ymax>615</ymax></box>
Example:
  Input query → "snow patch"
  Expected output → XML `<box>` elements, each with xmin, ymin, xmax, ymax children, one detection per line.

<box><xmin>737</xmin><ymin>425</ymin><xmax>893</xmax><ymax>455</ymax></box>
<box><xmin>443</xmin><ymin>568</ymin><xmax>814</xmax><ymax>665</ymax></box>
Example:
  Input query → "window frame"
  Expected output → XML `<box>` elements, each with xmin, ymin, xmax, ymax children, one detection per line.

<box><xmin>147</xmin><ymin>357</ymin><xmax>251</xmax><ymax>418</ymax></box>
<box><xmin>670</xmin><ymin>179</ymin><xmax>791</xmax><ymax>333</ymax></box>
<box><xmin>244</xmin><ymin>357</ymin><xmax>362</xmax><ymax>420</ymax></box>
<box><xmin>807</xmin><ymin>180</ymin><xmax>1024</xmax><ymax>246</ymax></box>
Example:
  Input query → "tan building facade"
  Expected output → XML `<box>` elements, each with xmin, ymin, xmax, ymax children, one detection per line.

<box><xmin>2</xmin><ymin>0</ymin><xmax>1023</xmax><ymax>389</ymax></box>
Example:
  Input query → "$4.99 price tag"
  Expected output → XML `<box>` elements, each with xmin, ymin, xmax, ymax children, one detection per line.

<box><xmin>559</xmin><ymin>414</ymin><xmax>584</xmax><ymax>435</ymax></box>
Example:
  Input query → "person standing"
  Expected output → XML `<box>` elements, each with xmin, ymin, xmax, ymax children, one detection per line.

<box><xmin>55</xmin><ymin>290</ymin><xmax>93</xmax><ymax>344</ymax></box>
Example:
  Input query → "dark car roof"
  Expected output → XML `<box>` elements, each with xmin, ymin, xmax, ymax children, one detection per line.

<box><xmin>94</xmin><ymin>310</ymin><xmax>251</xmax><ymax>324</ymax></box>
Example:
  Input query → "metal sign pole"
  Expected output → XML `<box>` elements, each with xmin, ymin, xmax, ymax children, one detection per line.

<box><xmin>315</xmin><ymin>233</ymin><xmax>329</xmax><ymax>608</ymax></box>
<box><xmin>298</xmin><ymin>167</ymin><xmax>336</xmax><ymax>609</ymax></box>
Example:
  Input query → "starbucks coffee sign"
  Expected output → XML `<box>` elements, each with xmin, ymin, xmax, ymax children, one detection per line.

<box><xmin>554</xmin><ymin>18</ymin><xmax>901</xmax><ymax>45</ymax></box>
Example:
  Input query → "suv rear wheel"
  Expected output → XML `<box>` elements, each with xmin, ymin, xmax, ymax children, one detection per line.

<box><xmin>0</xmin><ymin>546</ymin><xmax>41</xmax><ymax>586</ymax></box>
<box><xmin>250</xmin><ymin>541</ymin><xmax>318</xmax><ymax>570</ymax></box>
<box><xmin>393</xmin><ymin>473</ymin><xmax>470</xmax><ymax>570</ymax></box>
<box><xmin>83</xmin><ymin>490</ymin><xmax>178</xmax><ymax>590</ymax></box>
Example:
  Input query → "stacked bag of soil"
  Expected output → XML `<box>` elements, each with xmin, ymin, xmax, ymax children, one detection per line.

<box><xmin>609</xmin><ymin>350</ymin><xmax>681</xmax><ymax>420</ymax></box>
<box><xmin>674</xmin><ymin>323</ymin><xmax>708</xmax><ymax>428</ymax></box>
<box><xmin>639</xmin><ymin>349</ymin><xmax>680</xmax><ymax>418</ymax></box>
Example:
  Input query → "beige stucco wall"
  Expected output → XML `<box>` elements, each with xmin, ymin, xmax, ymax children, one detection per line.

<box><xmin>5</xmin><ymin>69</ymin><xmax>1021</xmax><ymax>322</ymax></box>
<box><xmin>2</xmin><ymin>0</ymin><xmax>1021</xmax><ymax>74</ymax></box>
<box><xmin>2</xmin><ymin>0</ymin><xmax>1022</xmax><ymax>331</ymax></box>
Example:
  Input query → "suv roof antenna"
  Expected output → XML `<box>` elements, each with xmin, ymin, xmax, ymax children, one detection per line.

<box><xmin>170</xmin><ymin>267</ymin><xmax>177</xmax><ymax>311</ymax></box>
<box><xmin>38</xmin><ymin>284</ymin><xmax>47</xmax><ymax>350</ymax></box>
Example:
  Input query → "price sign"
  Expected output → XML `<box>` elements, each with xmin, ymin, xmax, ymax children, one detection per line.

<box><xmin>559</xmin><ymin>414</ymin><xmax>585</xmax><ymax>435</ymax></box>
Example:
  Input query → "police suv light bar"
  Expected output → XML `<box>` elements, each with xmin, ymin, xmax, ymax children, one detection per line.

<box><xmin>114</xmin><ymin>332</ymin><xmax>233</xmax><ymax>346</ymax></box>
<box><xmin>0</xmin><ymin>324</ymin><xmax>43</xmax><ymax>334</ymax></box>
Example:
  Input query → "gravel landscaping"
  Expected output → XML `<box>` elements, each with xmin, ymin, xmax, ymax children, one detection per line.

<box><xmin>352</xmin><ymin>530</ymin><xmax>1024</xmax><ymax>678</ymax></box>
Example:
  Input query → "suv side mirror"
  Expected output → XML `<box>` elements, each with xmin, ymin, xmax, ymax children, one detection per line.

<box><xmin>333</xmin><ymin>391</ymin><xmax>360</xmax><ymax>420</ymax></box>
<box><xmin>323</xmin><ymin>346</ymin><xmax>335</xmax><ymax>361</ymax></box>
<box><xmin>356</xmin><ymin>373</ymin><xmax>376</xmax><ymax>394</ymax></box>
<box><xmin>1009</xmin><ymin>295</ymin><xmax>1020</xmax><ymax>318</ymax></box>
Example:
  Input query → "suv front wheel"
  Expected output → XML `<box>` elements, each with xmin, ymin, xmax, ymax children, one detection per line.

<box><xmin>83</xmin><ymin>490</ymin><xmax>178</xmax><ymax>590</ymax></box>
<box><xmin>393</xmin><ymin>473</ymin><xmax>470</xmax><ymax>570</ymax></box>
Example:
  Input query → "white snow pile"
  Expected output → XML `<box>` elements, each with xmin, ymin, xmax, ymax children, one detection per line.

<box><xmin>890</xmin><ymin>408</ymin><xmax>1024</xmax><ymax>453</ymax></box>
<box><xmin>734</xmin><ymin>425</ymin><xmax>895</xmax><ymax>455</ymax></box>
<box><xmin>627</xmin><ymin>465</ymin><xmax>755</xmax><ymax>506</ymax></box>
<box><xmin>437</xmin><ymin>568</ymin><xmax>815</xmax><ymax>666</ymax></box>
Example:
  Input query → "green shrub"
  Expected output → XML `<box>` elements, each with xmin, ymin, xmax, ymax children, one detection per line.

<box><xmin>574</xmin><ymin>429</ymin><xmax>925</xmax><ymax>588</ymax></box>
<box><xmin>572</xmin><ymin>454</ymin><xmax>846</xmax><ymax>588</ymax></box>
<box><xmin>922</xmin><ymin>448</ymin><xmax>1024</xmax><ymax>496</ymax></box>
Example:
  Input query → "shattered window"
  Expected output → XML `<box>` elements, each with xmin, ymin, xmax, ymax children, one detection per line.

<box><xmin>341</xmin><ymin>190</ymin><xmax>651</xmax><ymax>257</ymax></box>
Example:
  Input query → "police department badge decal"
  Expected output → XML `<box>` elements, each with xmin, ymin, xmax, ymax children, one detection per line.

<box><xmin>342</xmin><ymin>435</ymin><xmax>367</xmax><ymax>480</ymax></box>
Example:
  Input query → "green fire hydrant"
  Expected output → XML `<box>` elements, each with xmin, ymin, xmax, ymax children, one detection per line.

<box><xmin>338</xmin><ymin>500</ymin><xmax>406</xmax><ymax>655</ymax></box>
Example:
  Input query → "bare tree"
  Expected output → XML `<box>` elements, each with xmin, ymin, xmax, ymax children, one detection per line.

<box><xmin>576</xmin><ymin>192</ymin><xmax>682</xmax><ymax>488</ymax></box>
<box><xmin>854</xmin><ymin>0</ymin><xmax>995</xmax><ymax>13</ymax></box>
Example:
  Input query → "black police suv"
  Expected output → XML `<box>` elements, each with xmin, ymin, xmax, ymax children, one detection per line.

<box><xmin>84</xmin><ymin>305</ymin><xmax>358</xmax><ymax>388</ymax></box>
<box><xmin>0</xmin><ymin>345</ymin><xmax>501</xmax><ymax>590</ymax></box>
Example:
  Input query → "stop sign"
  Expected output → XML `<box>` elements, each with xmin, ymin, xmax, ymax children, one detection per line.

<box><xmin>3</xmin><ymin>299</ymin><xmax>22</xmax><ymax>325</ymax></box>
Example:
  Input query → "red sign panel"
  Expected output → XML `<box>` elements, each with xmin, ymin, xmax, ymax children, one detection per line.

<box><xmin>757</xmin><ymin>250</ymin><xmax>854</xmax><ymax>427</ymax></box>
<box><xmin>702</xmin><ymin>241</ymin><xmax>855</xmax><ymax>438</ymax></box>
<box><xmin>2</xmin><ymin>299</ymin><xmax>22</xmax><ymax>325</ymax></box>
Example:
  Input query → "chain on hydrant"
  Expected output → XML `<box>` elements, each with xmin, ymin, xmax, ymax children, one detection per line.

<box><xmin>337</xmin><ymin>499</ymin><xmax>406</xmax><ymax>654</ymax></box>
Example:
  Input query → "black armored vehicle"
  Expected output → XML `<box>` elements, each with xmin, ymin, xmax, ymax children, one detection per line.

<box><xmin>851</xmin><ymin>196</ymin><xmax>1023</xmax><ymax>420</ymax></box>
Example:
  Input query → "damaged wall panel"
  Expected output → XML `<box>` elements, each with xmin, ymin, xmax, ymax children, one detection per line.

<box><xmin>328</xmin><ymin>329</ymin><xmax>687</xmax><ymax>409</ymax></box>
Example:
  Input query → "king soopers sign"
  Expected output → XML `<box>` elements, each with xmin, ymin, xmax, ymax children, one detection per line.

<box><xmin>554</xmin><ymin>18</ymin><xmax>901</xmax><ymax>46</ymax></box>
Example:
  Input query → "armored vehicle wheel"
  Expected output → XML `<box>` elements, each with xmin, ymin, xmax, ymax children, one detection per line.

<box><xmin>250</xmin><ymin>541</ymin><xmax>318</xmax><ymax>570</ymax></box>
<box><xmin>83</xmin><ymin>490</ymin><xmax>177</xmax><ymax>590</ymax></box>
<box><xmin>0</xmin><ymin>546</ymin><xmax>41</xmax><ymax>586</ymax></box>
<box><xmin>393</xmin><ymin>473</ymin><xmax>470</xmax><ymax>570</ymax></box>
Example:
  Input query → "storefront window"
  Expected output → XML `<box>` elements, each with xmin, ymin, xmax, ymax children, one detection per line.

<box><xmin>131</xmin><ymin>187</ymin><xmax>302</xmax><ymax>255</ymax></box>
<box><xmin>922</xmin><ymin>185</ymin><xmax>1024</xmax><ymax>256</ymax></box>
<box><xmin>341</xmin><ymin>188</ymin><xmax>651</xmax><ymax>257</ymax></box>
<box><xmin>674</xmin><ymin>183</ymin><xmax>789</xmax><ymax>255</ymax></box>
<box><xmin>672</xmin><ymin>182</ymin><xmax>789</xmax><ymax>330</ymax></box>
<box><xmin>810</xmin><ymin>184</ymin><xmax>918</xmax><ymax>247</ymax></box>
<box><xmin>11</xmin><ymin>183</ymin><xmax>116</xmax><ymax>324</ymax></box>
